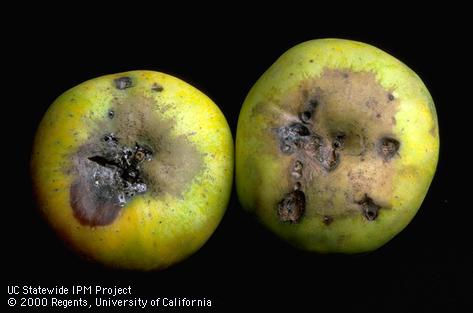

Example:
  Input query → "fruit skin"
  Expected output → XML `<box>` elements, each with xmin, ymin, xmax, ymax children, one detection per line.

<box><xmin>31</xmin><ymin>70</ymin><xmax>233</xmax><ymax>270</ymax></box>
<box><xmin>236</xmin><ymin>39</ymin><xmax>439</xmax><ymax>253</ymax></box>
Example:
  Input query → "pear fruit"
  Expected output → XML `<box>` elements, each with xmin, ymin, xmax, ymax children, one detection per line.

<box><xmin>31</xmin><ymin>71</ymin><xmax>233</xmax><ymax>269</ymax></box>
<box><xmin>236</xmin><ymin>39</ymin><xmax>439</xmax><ymax>253</ymax></box>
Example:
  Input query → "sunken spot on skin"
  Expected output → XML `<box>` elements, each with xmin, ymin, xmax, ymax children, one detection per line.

<box><xmin>378</xmin><ymin>137</ymin><xmax>400</xmax><ymax>161</ymax></box>
<box><xmin>357</xmin><ymin>194</ymin><xmax>381</xmax><ymax>221</ymax></box>
<box><xmin>278</xmin><ymin>190</ymin><xmax>305</xmax><ymax>223</ymax></box>
<box><xmin>114</xmin><ymin>77</ymin><xmax>133</xmax><ymax>90</ymax></box>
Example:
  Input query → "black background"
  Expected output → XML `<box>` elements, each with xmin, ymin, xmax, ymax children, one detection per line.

<box><xmin>5</xmin><ymin>7</ymin><xmax>471</xmax><ymax>313</ymax></box>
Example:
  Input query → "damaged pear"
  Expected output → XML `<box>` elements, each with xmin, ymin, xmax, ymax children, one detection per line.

<box><xmin>236</xmin><ymin>39</ymin><xmax>439</xmax><ymax>253</ymax></box>
<box><xmin>31</xmin><ymin>71</ymin><xmax>233</xmax><ymax>270</ymax></box>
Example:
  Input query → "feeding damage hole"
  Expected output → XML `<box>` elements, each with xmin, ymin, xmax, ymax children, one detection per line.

<box><xmin>70</xmin><ymin>133</ymin><xmax>153</xmax><ymax>226</ymax></box>
<box><xmin>292</xmin><ymin>160</ymin><xmax>303</xmax><ymax>179</ymax></box>
<box><xmin>323</xmin><ymin>215</ymin><xmax>333</xmax><ymax>225</ymax></box>
<box><xmin>299</xmin><ymin>111</ymin><xmax>312</xmax><ymax>123</ymax></box>
<box><xmin>332</xmin><ymin>134</ymin><xmax>345</xmax><ymax>149</ymax></box>
<box><xmin>114</xmin><ymin>77</ymin><xmax>133</xmax><ymax>90</ymax></box>
<box><xmin>108</xmin><ymin>110</ymin><xmax>115</xmax><ymax>119</ymax></box>
<box><xmin>151</xmin><ymin>83</ymin><xmax>164</xmax><ymax>92</ymax></box>
<box><xmin>357</xmin><ymin>194</ymin><xmax>381</xmax><ymax>221</ymax></box>
<box><xmin>278</xmin><ymin>190</ymin><xmax>306</xmax><ymax>223</ymax></box>
<box><xmin>277</xmin><ymin>123</ymin><xmax>340</xmax><ymax>172</ymax></box>
<box><xmin>378</xmin><ymin>137</ymin><xmax>399</xmax><ymax>161</ymax></box>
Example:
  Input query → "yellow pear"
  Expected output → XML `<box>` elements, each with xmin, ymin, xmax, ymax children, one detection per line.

<box><xmin>31</xmin><ymin>71</ymin><xmax>233</xmax><ymax>270</ymax></box>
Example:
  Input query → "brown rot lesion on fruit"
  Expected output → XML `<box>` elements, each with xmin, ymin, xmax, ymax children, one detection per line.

<box><xmin>114</xmin><ymin>77</ymin><xmax>133</xmax><ymax>90</ymax></box>
<box><xmin>277</xmin><ymin>190</ymin><xmax>306</xmax><ymax>223</ymax></box>
<box><xmin>269</xmin><ymin>68</ymin><xmax>406</xmax><ymax>225</ymax></box>
<box><xmin>70</xmin><ymin>133</ymin><xmax>154</xmax><ymax>226</ymax></box>
<box><xmin>70</xmin><ymin>95</ymin><xmax>204</xmax><ymax>227</ymax></box>
<box><xmin>356</xmin><ymin>194</ymin><xmax>381</xmax><ymax>221</ymax></box>
<box><xmin>377</xmin><ymin>137</ymin><xmax>400</xmax><ymax>161</ymax></box>
<box><xmin>151</xmin><ymin>83</ymin><xmax>164</xmax><ymax>92</ymax></box>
